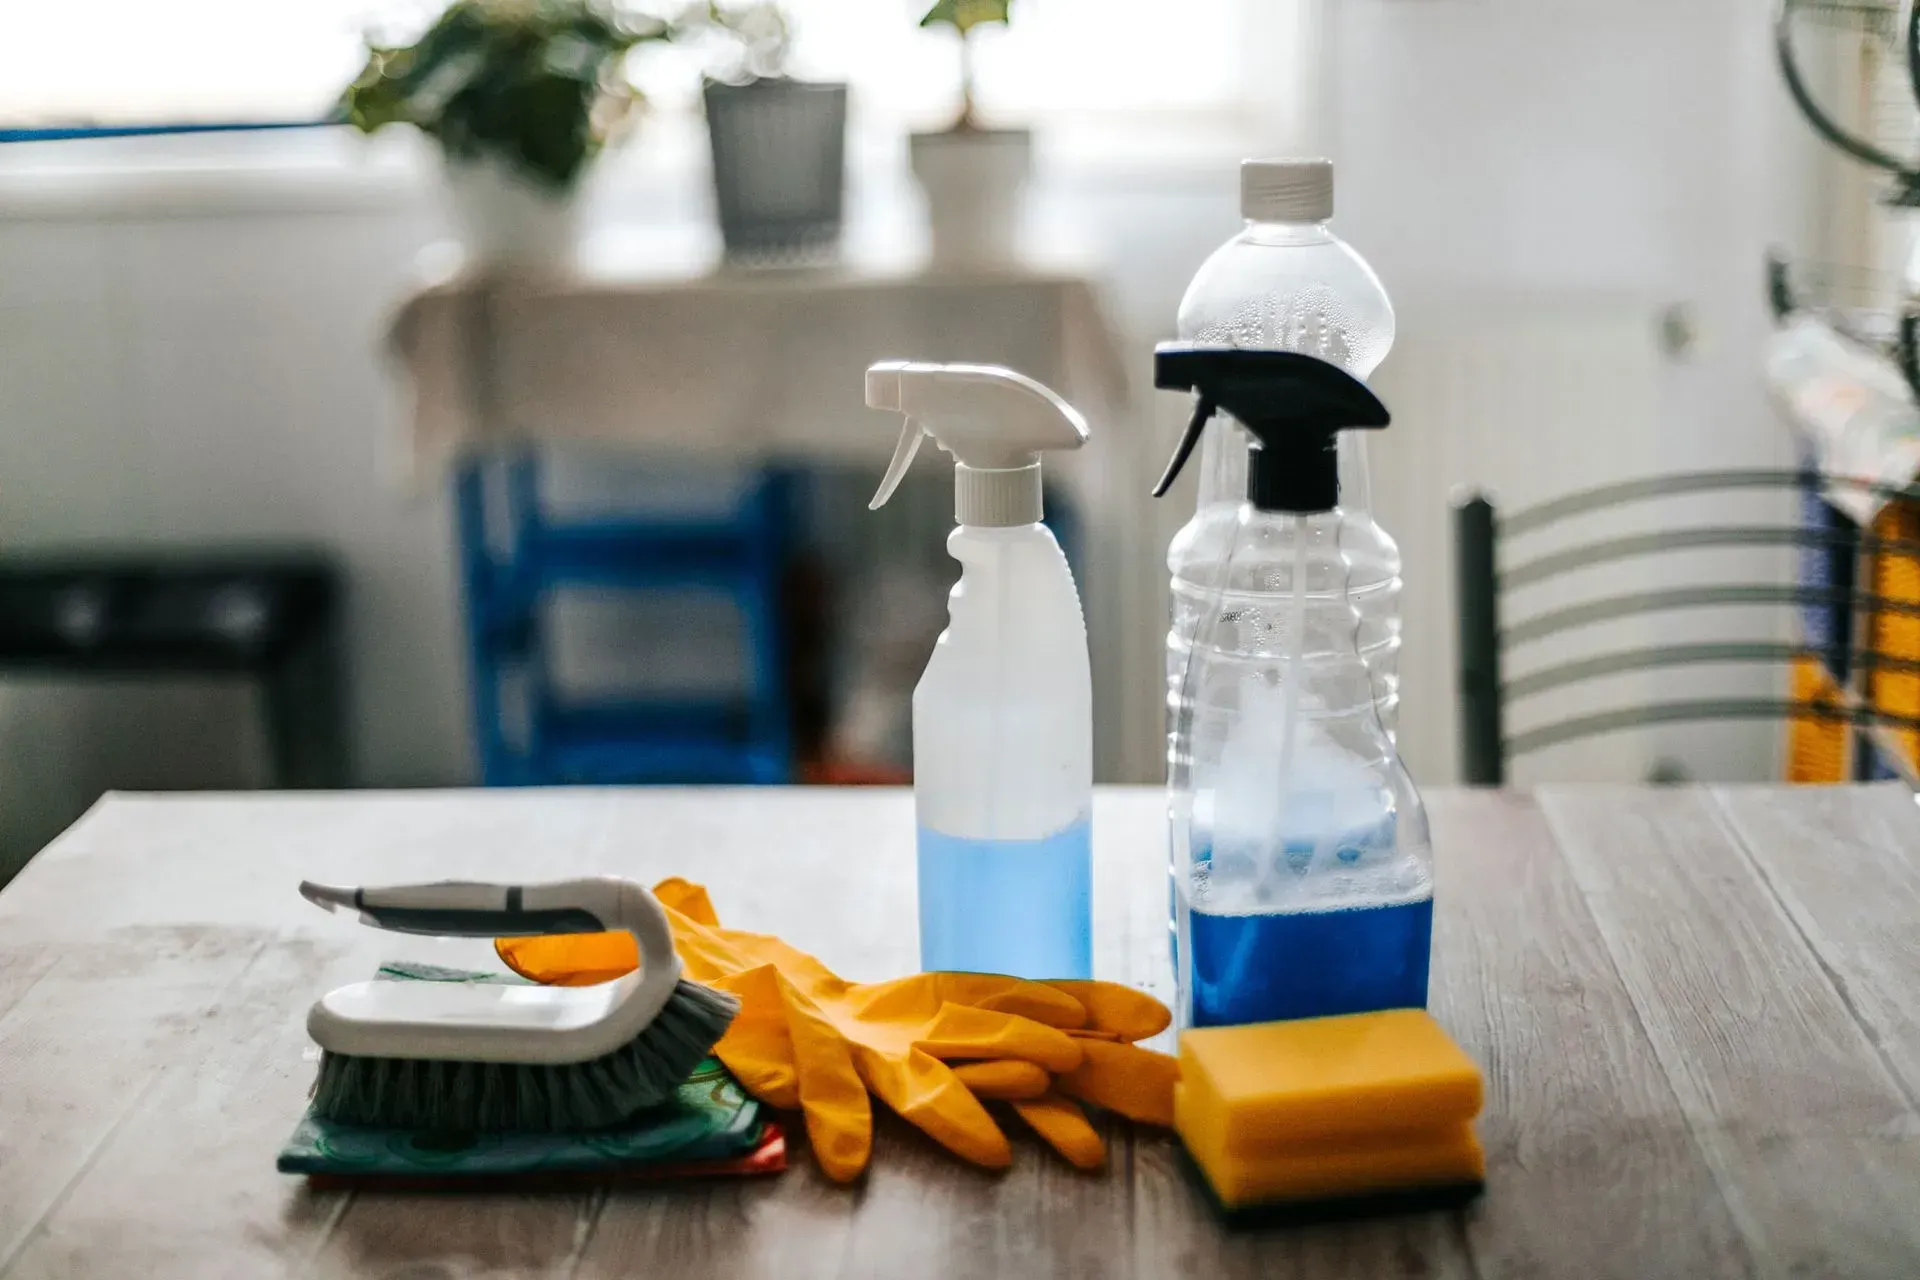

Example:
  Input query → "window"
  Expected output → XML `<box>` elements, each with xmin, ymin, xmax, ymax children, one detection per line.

<box><xmin>744</xmin><ymin>0</ymin><xmax>1248</xmax><ymax>122</ymax></box>
<box><xmin>0</xmin><ymin>0</ymin><xmax>1256</xmax><ymax>133</ymax></box>
<box><xmin>0</xmin><ymin>2</ymin><xmax>391</xmax><ymax>129</ymax></box>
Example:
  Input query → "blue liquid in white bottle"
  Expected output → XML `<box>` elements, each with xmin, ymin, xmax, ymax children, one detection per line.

<box><xmin>905</xmin><ymin>517</ymin><xmax>1094</xmax><ymax>981</ymax></box>
<box><xmin>862</xmin><ymin>360</ymin><xmax>1095</xmax><ymax>982</ymax></box>
<box><xmin>918</xmin><ymin>818</ymin><xmax>1092</xmax><ymax>977</ymax></box>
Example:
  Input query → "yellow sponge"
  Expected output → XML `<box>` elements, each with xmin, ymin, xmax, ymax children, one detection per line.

<box><xmin>1174</xmin><ymin>1009</ymin><xmax>1486</xmax><ymax>1218</ymax></box>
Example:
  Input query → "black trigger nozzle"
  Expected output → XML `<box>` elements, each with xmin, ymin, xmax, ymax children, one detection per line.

<box><xmin>1150</xmin><ymin>344</ymin><xmax>1390</xmax><ymax>514</ymax></box>
<box><xmin>1152</xmin><ymin>394</ymin><xmax>1217</xmax><ymax>498</ymax></box>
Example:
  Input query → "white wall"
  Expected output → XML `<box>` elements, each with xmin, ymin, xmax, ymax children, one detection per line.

<box><xmin>0</xmin><ymin>164</ymin><xmax>464</xmax><ymax>781</ymax></box>
<box><xmin>1325</xmin><ymin>0</ymin><xmax>1830</xmax><ymax>782</ymax></box>
<box><xmin>0</xmin><ymin>143</ymin><xmax>474</xmax><ymax>872</ymax></box>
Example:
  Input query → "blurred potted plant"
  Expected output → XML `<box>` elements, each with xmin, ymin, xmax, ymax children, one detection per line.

<box><xmin>910</xmin><ymin>0</ymin><xmax>1027</xmax><ymax>268</ymax></box>
<box><xmin>341</xmin><ymin>0</ymin><xmax>671</xmax><ymax>271</ymax></box>
<box><xmin>694</xmin><ymin>3</ymin><xmax>848</xmax><ymax>261</ymax></box>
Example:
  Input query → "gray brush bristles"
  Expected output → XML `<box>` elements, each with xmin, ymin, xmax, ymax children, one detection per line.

<box><xmin>310</xmin><ymin>979</ymin><xmax>740</xmax><ymax>1132</ymax></box>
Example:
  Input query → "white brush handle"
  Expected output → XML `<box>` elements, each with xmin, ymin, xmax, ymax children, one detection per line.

<box><xmin>300</xmin><ymin>877</ymin><xmax>684</xmax><ymax>1063</ymax></box>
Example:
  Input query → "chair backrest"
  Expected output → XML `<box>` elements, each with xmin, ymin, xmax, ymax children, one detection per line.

<box><xmin>1453</xmin><ymin>469</ymin><xmax>1920</xmax><ymax>787</ymax></box>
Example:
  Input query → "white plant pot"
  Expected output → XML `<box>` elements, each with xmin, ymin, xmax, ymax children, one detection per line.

<box><xmin>909</xmin><ymin>128</ymin><xmax>1032</xmax><ymax>270</ymax></box>
<box><xmin>441</xmin><ymin>156</ymin><xmax>579</xmax><ymax>275</ymax></box>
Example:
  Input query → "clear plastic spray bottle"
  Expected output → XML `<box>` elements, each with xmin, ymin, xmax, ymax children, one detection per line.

<box><xmin>1154</xmin><ymin>346</ymin><xmax>1432</xmax><ymax>1028</ymax></box>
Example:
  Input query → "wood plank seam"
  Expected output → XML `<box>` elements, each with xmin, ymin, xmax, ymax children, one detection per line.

<box><xmin>1706</xmin><ymin>788</ymin><xmax>1920</xmax><ymax>1116</ymax></box>
<box><xmin>0</xmin><ymin>1066</ymin><xmax>175</xmax><ymax>1278</ymax></box>
<box><xmin>831</xmin><ymin>1197</ymin><xmax>860</xmax><ymax>1279</ymax></box>
<box><xmin>1451</xmin><ymin>791</ymin><xmax>1748</xmax><ymax>1280</ymax></box>
<box><xmin>1531</xmin><ymin>793</ymin><xmax>1799</xmax><ymax>1271</ymax></box>
<box><xmin>1448</xmin><ymin>1208</ymin><xmax>1486</xmax><ymax>1280</ymax></box>
<box><xmin>0</xmin><ymin>934</ymin><xmax>275</xmax><ymax>1278</ymax></box>
<box><xmin>1539</xmin><ymin>787</ymin><xmax>1920</xmax><ymax>1276</ymax></box>
<box><xmin>288</xmin><ymin>1192</ymin><xmax>357</xmax><ymax>1280</ymax></box>
<box><xmin>0</xmin><ymin>959</ymin><xmax>57</xmax><ymax>1034</ymax></box>
<box><xmin>563</xmin><ymin>1186</ymin><xmax>613</xmax><ymax>1279</ymax></box>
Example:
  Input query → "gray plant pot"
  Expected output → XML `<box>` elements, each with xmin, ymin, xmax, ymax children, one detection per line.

<box><xmin>704</xmin><ymin>78</ymin><xmax>848</xmax><ymax>262</ymax></box>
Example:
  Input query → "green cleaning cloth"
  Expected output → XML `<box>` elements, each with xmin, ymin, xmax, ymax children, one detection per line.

<box><xmin>278</xmin><ymin>962</ymin><xmax>764</xmax><ymax>1178</ymax></box>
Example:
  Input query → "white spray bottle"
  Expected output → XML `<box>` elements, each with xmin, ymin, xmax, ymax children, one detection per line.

<box><xmin>865</xmin><ymin>360</ymin><xmax>1093</xmax><ymax>979</ymax></box>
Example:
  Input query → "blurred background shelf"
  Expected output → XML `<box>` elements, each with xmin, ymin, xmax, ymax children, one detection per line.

<box><xmin>417</xmin><ymin>252</ymin><xmax>1134</xmax><ymax>790</ymax></box>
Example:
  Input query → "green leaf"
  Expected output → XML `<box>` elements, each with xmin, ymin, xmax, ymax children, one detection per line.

<box><xmin>919</xmin><ymin>0</ymin><xmax>1011</xmax><ymax>35</ymax></box>
<box><xmin>336</xmin><ymin>0</ymin><xmax>667</xmax><ymax>190</ymax></box>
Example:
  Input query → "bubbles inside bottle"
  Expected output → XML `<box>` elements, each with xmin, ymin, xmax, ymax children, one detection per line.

<box><xmin>1190</xmin><ymin>284</ymin><xmax>1387</xmax><ymax>374</ymax></box>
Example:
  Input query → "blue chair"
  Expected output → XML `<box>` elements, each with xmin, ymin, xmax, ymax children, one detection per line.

<box><xmin>455</xmin><ymin>452</ymin><xmax>793</xmax><ymax>785</ymax></box>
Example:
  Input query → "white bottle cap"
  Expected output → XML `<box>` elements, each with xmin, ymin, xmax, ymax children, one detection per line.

<box><xmin>1241</xmin><ymin>158</ymin><xmax>1333</xmax><ymax>223</ymax></box>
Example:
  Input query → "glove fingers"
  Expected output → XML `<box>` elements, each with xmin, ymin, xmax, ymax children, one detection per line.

<box><xmin>1041</xmin><ymin>980</ymin><xmax>1171</xmax><ymax>1041</ymax></box>
<box><xmin>495</xmin><ymin>933</ymin><xmax>635</xmax><ymax>987</ymax></box>
<box><xmin>1057</xmin><ymin>1038</ymin><xmax>1179</xmax><ymax>1127</ymax></box>
<box><xmin>1010</xmin><ymin>1094</ymin><xmax>1107</xmax><ymax>1171</ymax></box>
<box><xmin>700</xmin><ymin>965</ymin><xmax>871</xmax><ymax>1182</ymax></box>
<box><xmin>950</xmin><ymin>1059</ymin><xmax>1051</xmax><ymax>1101</ymax></box>
<box><xmin>947</xmin><ymin>977</ymin><xmax>1091</xmax><ymax>1029</ymax></box>
<box><xmin>768</xmin><ymin>968</ymin><xmax>873</xmax><ymax>1183</ymax></box>
<box><xmin>916</xmin><ymin>1003</ymin><xmax>1083</xmax><ymax>1072</ymax></box>
<box><xmin>859</xmin><ymin>1047</ymin><xmax>1014</xmax><ymax>1170</ymax></box>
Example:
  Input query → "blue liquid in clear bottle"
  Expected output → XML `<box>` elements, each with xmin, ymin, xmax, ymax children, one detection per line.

<box><xmin>1188</xmin><ymin>897</ymin><xmax>1432</xmax><ymax>1027</ymax></box>
<box><xmin>917</xmin><ymin>817</ymin><xmax>1092</xmax><ymax>978</ymax></box>
<box><xmin>1177</xmin><ymin>810</ymin><xmax>1433</xmax><ymax>1027</ymax></box>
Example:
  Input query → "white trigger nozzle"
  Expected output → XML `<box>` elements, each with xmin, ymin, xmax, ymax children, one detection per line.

<box><xmin>863</xmin><ymin>360</ymin><xmax>1087</xmax><ymax>526</ymax></box>
<box><xmin>870</xmin><ymin>418</ymin><xmax>925</xmax><ymax>510</ymax></box>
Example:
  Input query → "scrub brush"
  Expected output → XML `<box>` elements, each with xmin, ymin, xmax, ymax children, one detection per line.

<box><xmin>299</xmin><ymin>876</ymin><xmax>738</xmax><ymax>1133</ymax></box>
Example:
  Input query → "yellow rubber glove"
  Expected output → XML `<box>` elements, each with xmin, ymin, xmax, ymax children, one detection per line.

<box><xmin>969</xmin><ymin>990</ymin><xmax>1178</xmax><ymax>1168</ymax></box>
<box><xmin>1010</xmin><ymin>1093</ymin><xmax>1107</xmax><ymax>1171</ymax></box>
<box><xmin>1043</xmin><ymin>979</ymin><xmax>1172</xmax><ymax>1043</ymax></box>
<box><xmin>943</xmin><ymin>1026</ymin><xmax>1178</xmax><ymax>1169</ymax></box>
<box><xmin>492</xmin><ymin>926</ymin><xmax>1180</xmax><ymax>1116</ymax></box>
<box><xmin>950</xmin><ymin>1059</ymin><xmax>1051</xmax><ymax>1100</ymax></box>
<box><xmin>1058</xmin><ymin>1034</ymin><xmax>1180</xmax><ymax>1127</ymax></box>
<box><xmin>954</xmin><ymin>976</ymin><xmax>1176</xmax><ymax>1140</ymax></box>
<box><xmin>825</xmin><ymin>1004</ymin><xmax>1176</xmax><ymax>1173</ymax></box>
<box><xmin>498</xmin><ymin>879</ymin><xmax>1116</xmax><ymax>1181</ymax></box>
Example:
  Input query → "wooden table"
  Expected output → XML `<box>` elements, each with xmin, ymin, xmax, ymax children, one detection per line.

<box><xmin>1</xmin><ymin>784</ymin><xmax>1917</xmax><ymax>1279</ymax></box>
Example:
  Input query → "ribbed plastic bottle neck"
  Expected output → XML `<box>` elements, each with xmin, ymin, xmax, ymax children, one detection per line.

<box><xmin>1235</xmin><ymin>219</ymin><xmax>1336</xmax><ymax>246</ymax></box>
<box><xmin>1232</xmin><ymin>504</ymin><xmax>1346</xmax><ymax>541</ymax></box>
<box><xmin>956</xmin><ymin>462</ymin><xmax>1043</xmax><ymax>527</ymax></box>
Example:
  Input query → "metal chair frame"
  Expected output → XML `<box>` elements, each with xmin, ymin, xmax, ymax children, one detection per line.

<box><xmin>1455</xmin><ymin>469</ymin><xmax>1920</xmax><ymax>786</ymax></box>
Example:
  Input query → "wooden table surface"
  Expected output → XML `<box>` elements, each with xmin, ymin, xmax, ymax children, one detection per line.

<box><xmin>1</xmin><ymin>784</ymin><xmax>1918</xmax><ymax>1279</ymax></box>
